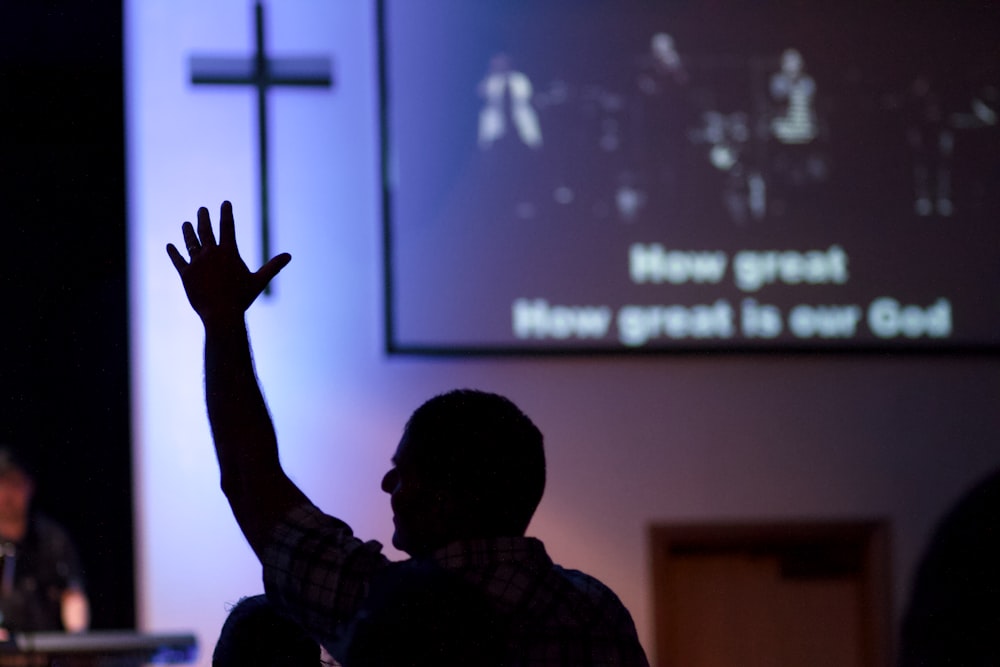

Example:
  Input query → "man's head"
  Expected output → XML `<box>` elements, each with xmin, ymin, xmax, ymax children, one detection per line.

<box><xmin>213</xmin><ymin>595</ymin><xmax>319</xmax><ymax>667</ymax></box>
<box><xmin>380</xmin><ymin>389</ymin><xmax>546</xmax><ymax>556</ymax></box>
<box><xmin>0</xmin><ymin>447</ymin><xmax>35</xmax><ymax>526</ymax></box>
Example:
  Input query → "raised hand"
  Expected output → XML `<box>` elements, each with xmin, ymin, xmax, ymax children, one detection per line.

<box><xmin>167</xmin><ymin>201</ymin><xmax>307</xmax><ymax>555</ymax></box>
<box><xmin>166</xmin><ymin>201</ymin><xmax>291</xmax><ymax>324</ymax></box>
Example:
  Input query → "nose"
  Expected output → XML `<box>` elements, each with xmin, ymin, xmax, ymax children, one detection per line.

<box><xmin>381</xmin><ymin>468</ymin><xmax>398</xmax><ymax>494</ymax></box>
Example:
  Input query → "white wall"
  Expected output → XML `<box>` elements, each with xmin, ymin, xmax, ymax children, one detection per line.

<box><xmin>126</xmin><ymin>2</ymin><xmax>1000</xmax><ymax>665</ymax></box>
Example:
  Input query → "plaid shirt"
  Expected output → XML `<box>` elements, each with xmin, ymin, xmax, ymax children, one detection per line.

<box><xmin>263</xmin><ymin>503</ymin><xmax>649</xmax><ymax>666</ymax></box>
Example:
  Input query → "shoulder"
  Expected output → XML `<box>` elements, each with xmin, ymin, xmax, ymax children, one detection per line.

<box><xmin>435</xmin><ymin>539</ymin><xmax>649</xmax><ymax>665</ymax></box>
<box><xmin>514</xmin><ymin>541</ymin><xmax>638</xmax><ymax>632</ymax></box>
<box><xmin>264</xmin><ymin>502</ymin><xmax>387</xmax><ymax>573</ymax></box>
<box><xmin>269</xmin><ymin>503</ymin><xmax>364</xmax><ymax>549</ymax></box>
<box><xmin>28</xmin><ymin>513</ymin><xmax>76</xmax><ymax>546</ymax></box>
<box><xmin>262</xmin><ymin>503</ymin><xmax>391</xmax><ymax>648</ymax></box>
<box><xmin>522</xmin><ymin>560</ymin><xmax>649</xmax><ymax>665</ymax></box>
<box><xmin>548</xmin><ymin>565</ymin><xmax>637</xmax><ymax>627</ymax></box>
<box><xmin>455</xmin><ymin>537</ymin><xmax>636</xmax><ymax>628</ymax></box>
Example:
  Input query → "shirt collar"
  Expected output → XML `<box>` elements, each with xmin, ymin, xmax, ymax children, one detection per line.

<box><xmin>430</xmin><ymin>535</ymin><xmax>550</xmax><ymax>570</ymax></box>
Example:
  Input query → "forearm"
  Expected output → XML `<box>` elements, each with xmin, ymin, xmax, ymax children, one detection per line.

<box><xmin>204</xmin><ymin>316</ymin><xmax>306</xmax><ymax>556</ymax></box>
<box><xmin>168</xmin><ymin>202</ymin><xmax>301</xmax><ymax>555</ymax></box>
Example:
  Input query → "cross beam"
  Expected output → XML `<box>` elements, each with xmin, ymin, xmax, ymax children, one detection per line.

<box><xmin>190</xmin><ymin>1</ymin><xmax>334</xmax><ymax>292</ymax></box>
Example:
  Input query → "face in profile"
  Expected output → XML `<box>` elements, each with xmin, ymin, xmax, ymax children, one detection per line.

<box><xmin>381</xmin><ymin>435</ymin><xmax>456</xmax><ymax>557</ymax></box>
<box><xmin>0</xmin><ymin>469</ymin><xmax>33</xmax><ymax>526</ymax></box>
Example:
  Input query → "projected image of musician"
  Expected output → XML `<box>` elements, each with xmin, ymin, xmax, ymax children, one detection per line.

<box><xmin>770</xmin><ymin>48</ymin><xmax>818</xmax><ymax>145</ymax></box>
<box><xmin>637</xmin><ymin>32</ymin><xmax>688</xmax><ymax>94</ymax></box>
<box><xmin>688</xmin><ymin>110</ymin><xmax>767</xmax><ymax>225</ymax></box>
<box><xmin>766</xmin><ymin>47</ymin><xmax>831</xmax><ymax>217</ymax></box>
<box><xmin>630</xmin><ymin>31</ymin><xmax>692</xmax><ymax>224</ymax></box>
<box><xmin>901</xmin><ymin>76</ymin><xmax>955</xmax><ymax>217</ymax></box>
<box><xmin>0</xmin><ymin>448</ymin><xmax>89</xmax><ymax>636</ymax></box>
<box><xmin>477</xmin><ymin>53</ymin><xmax>543</xmax><ymax>150</ymax></box>
<box><xmin>894</xmin><ymin>76</ymin><xmax>999</xmax><ymax>218</ymax></box>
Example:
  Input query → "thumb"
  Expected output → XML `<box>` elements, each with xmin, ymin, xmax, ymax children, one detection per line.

<box><xmin>255</xmin><ymin>253</ymin><xmax>292</xmax><ymax>290</ymax></box>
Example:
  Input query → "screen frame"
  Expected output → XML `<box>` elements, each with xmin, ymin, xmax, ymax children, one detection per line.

<box><xmin>378</xmin><ymin>0</ymin><xmax>1000</xmax><ymax>357</ymax></box>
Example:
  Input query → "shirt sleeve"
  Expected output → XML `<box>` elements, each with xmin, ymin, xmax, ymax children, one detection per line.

<box><xmin>36</xmin><ymin>514</ymin><xmax>86</xmax><ymax>592</ymax></box>
<box><xmin>261</xmin><ymin>502</ymin><xmax>389</xmax><ymax>646</ymax></box>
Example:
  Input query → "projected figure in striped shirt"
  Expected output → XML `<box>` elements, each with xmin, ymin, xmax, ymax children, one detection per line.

<box><xmin>770</xmin><ymin>48</ymin><xmax>818</xmax><ymax>145</ymax></box>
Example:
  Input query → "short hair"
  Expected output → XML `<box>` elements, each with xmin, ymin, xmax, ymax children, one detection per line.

<box><xmin>402</xmin><ymin>389</ymin><xmax>545</xmax><ymax>535</ymax></box>
<box><xmin>0</xmin><ymin>446</ymin><xmax>35</xmax><ymax>480</ymax></box>
<box><xmin>213</xmin><ymin>595</ymin><xmax>318</xmax><ymax>667</ymax></box>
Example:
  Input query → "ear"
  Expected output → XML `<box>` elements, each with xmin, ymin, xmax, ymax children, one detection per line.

<box><xmin>433</xmin><ymin>487</ymin><xmax>459</xmax><ymax>513</ymax></box>
<box><xmin>430</xmin><ymin>488</ymin><xmax>469</xmax><ymax>531</ymax></box>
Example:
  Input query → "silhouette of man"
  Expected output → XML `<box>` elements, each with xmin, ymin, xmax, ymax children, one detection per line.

<box><xmin>167</xmin><ymin>201</ymin><xmax>649</xmax><ymax>666</ymax></box>
<box><xmin>897</xmin><ymin>467</ymin><xmax>1000</xmax><ymax>666</ymax></box>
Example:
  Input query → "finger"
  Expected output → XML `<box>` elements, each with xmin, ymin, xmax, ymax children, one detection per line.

<box><xmin>255</xmin><ymin>252</ymin><xmax>292</xmax><ymax>287</ymax></box>
<box><xmin>181</xmin><ymin>221</ymin><xmax>200</xmax><ymax>254</ymax></box>
<box><xmin>219</xmin><ymin>200</ymin><xmax>236</xmax><ymax>249</ymax></box>
<box><xmin>197</xmin><ymin>207</ymin><xmax>218</xmax><ymax>248</ymax></box>
<box><xmin>166</xmin><ymin>243</ymin><xmax>188</xmax><ymax>272</ymax></box>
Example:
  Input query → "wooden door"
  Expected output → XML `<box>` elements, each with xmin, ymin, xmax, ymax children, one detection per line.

<box><xmin>650</xmin><ymin>522</ymin><xmax>890</xmax><ymax>667</ymax></box>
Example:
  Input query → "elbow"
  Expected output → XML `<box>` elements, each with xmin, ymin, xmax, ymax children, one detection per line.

<box><xmin>219</xmin><ymin>471</ymin><xmax>248</xmax><ymax>506</ymax></box>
